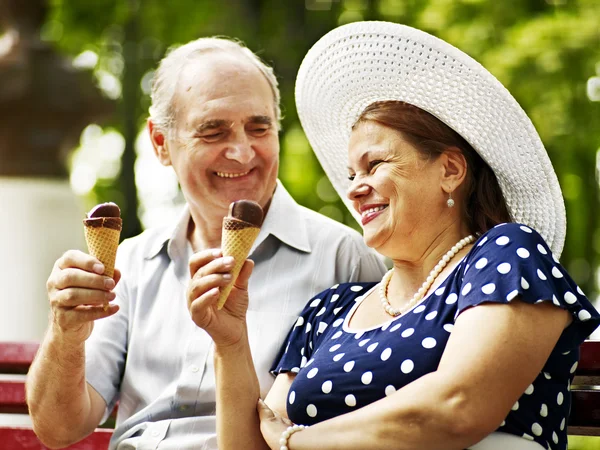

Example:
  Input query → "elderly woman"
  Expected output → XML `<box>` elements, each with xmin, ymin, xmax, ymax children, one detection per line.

<box><xmin>187</xmin><ymin>22</ymin><xmax>600</xmax><ymax>450</ymax></box>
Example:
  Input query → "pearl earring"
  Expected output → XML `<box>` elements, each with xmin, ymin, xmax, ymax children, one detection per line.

<box><xmin>447</xmin><ymin>192</ymin><xmax>455</xmax><ymax>208</ymax></box>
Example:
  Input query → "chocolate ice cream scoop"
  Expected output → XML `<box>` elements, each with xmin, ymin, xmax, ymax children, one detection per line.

<box><xmin>84</xmin><ymin>202</ymin><xmax>122</xmax><ymax>231</ymax></box>
<box><xmin>228</xmin><ymin>200</ymin><xmax>264</xmax><ymax>227</ymax></box>
<box><xmin>88</xmin><ymin>202</ymin><xmax>121</xmax><ymax>218</ymax></box>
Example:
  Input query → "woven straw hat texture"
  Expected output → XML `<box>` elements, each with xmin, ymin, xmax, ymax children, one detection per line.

<box><xmin>295</xmin><ymin>21</ymin><xmax>566</xmax><ymax>257</ymax></box>
<box><xmin>84</xmin><ymin>226</ymin><xmax>121</xmax><ymax>278</ymax></box>
<box><xmin>218</xmin><ymin>218</ymin><xmax>261</xmax><ymax>309</ymax></box>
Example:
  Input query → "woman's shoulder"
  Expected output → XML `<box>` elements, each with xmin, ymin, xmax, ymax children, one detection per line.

<box><xmin>298</xmin><ymin>282</ymin><xmax>379</xmax><ymax>320</ymax></box>
<box><xmin>469</xmin><ymin>223</ymin><xmax>554</xmax><ymax>261</ymax></box>
<box><xmin>316</xmin><ymin>282</ymin><xmax>378</xmax><ymax>307</ymax></box>
<box><xmin>477</xmin><ymin>223</ymin><xmax>547</xmax><ymax>245</ymax></box>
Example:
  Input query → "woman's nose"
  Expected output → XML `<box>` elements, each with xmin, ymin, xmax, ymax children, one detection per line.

<box><xmin>347</xmin><ymin>180</ymin><xmax>370</xmax><ymax>200</ymax></box>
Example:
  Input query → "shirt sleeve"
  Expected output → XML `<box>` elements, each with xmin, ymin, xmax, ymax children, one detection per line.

<box><xmin>457</xmin><ymin>223</ymin><xmax>600</xmax><ymax>351</ymax></box>
<box><xmin>337</xmin><ymin>233</ymin><xmax>387</xmax><ymax>283</ymax></box>
<box><xmin>85</xmin><ymin>244</ymin><xmax>131</xmax><ymax>423</ymax></box>
<box><xmin>270</xmin><ymin>287</ymin><xmax>338</xmax><ymax>375</ymax></box>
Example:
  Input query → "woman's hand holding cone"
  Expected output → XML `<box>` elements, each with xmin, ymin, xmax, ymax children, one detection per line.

<box><xmin>187</xmin><ymin>248</ymin><xmax>254</xmax><ymax>348</ymax></box>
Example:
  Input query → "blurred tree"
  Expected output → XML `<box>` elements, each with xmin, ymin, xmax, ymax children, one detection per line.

<box><xmin>25</xmin><ymin>1</ymin><xmax>600</xmax><ymax>446</ymax></box>
<box><xmin>42</xmin><ymin>0</ymin><xmax>600</xmax><ymax>300</ymax></box>
<box><xmin>0</xmin><ymin>0</ymin><xmax>113</xmax><ymax>177</ymax></box>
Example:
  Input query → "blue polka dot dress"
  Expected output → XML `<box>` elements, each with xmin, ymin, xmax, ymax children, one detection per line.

<box><xmin>271</xmin><ymin>224</ymin><xmax>600</xmax><ymax>450</ymax></box>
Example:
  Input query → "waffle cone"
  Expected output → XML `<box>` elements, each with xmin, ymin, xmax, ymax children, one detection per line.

<box><xmin>84</xmin><ymin>225</ymin><xmax>121</xmax><ymax>278</ymax></box>
<box><xmin>217</xmin><ymin>218</ymin><xmax>260</xmax><ymax>309</ymax></box>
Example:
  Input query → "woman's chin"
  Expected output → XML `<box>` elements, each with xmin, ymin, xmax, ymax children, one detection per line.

<box><xmin>362</xmin><ymin>229</ymin><xmax>390</xmax><ymax>252</ymax></box>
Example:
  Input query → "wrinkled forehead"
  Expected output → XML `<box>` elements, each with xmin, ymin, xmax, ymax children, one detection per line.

<box><xmin>173</xmin><ymin>52</ymin><xmax>274</xmax><ymax>118</ymax></box>
<box><xmin>347</xmin><ymin>121</ymin><xmax>424</xmax><ymax>171</ymax></box>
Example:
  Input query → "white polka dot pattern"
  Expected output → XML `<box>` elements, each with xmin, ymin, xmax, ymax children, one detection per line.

<box><xmin>381</xmin><ymin>348</ymin><xmax>392</xmax><ymax>361</ymax></box>
<box><xmin>401</xmin><ymin>328</ymin><xmax>414</xmax><ymax>338</ymax></box>
<box><xmin>400</xmin><ymin>360</ymin><xmax>414</xmax><ymax>374</ymax></box>
<box><xmin>345</xmin><ymin>395</ymin><xmax>356</xmax><ymax>407</ymax></box>
<box><xmin>273</xmin><ymin>225</ymin><xmax>599</xmax><ymax>449</ymax></box>
<box><xmin>361</xmin><ymin>372</ymin><xmax>373</xmax><ymax>385</ymax></box>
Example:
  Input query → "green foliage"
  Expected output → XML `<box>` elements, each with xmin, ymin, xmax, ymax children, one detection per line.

<box><xmin>40</xmin><ymin>1</ymin><xmax>600</xmax><ymax>447</ymax></box>
<box><xmin>47</xmin><ymin>0</ymin><xmax>600</xmax><ymax>297</ymax></box>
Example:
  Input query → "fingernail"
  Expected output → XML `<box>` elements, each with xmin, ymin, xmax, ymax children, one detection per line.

<box><xmin>104</xmin><ymin>278</ymin><xmax>115</xmax><ymax>290</ymax></box>
<box><xmin>93</xmin><ymin>263</ymin><xmax>105</xmax><ymax>274</ymax></box>
<box><xmin>223</xmin><ymin>256</ymin><xmax>234</xmax><ymax>265</ymax></box>
<box><xmin>223</xmin><ymin>274</ymin><xmax>232</xmax><ymax>281</ymax></box>
<box><xmin>210</xmin><ymin>287</ymin><xmax>220</xmax><ymax>296</ymax></box>
<box><xmin>212</xmin><ymin>249</ymin><xmax>221</xmax><ymax>257</ymax></box>
<box><xmin>105</xmin><ymin>291</ymin><xmax>116</xmax><ymax>300</ymax></box>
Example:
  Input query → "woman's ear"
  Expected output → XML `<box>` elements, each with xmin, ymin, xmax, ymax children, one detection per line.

<box><xmin>148</xmin><ymin>119</ymin><xmax>172</xmax><ymax>166</ymax></box>
<box><xmin>440</xmin><ymin>147</ymin><xmax>467</xmax><ymax>193</ymax></box>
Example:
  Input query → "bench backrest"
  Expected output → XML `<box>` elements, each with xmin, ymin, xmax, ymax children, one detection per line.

<box><xmin>570</xmin><ymin>340</ymin><xmax>600</xmax><ymax>436</ymax></box>
<box><xmin>0</xmin><ymin>341</ymin><xmax>113</xmax><ymax>449</ymax></box>
<box><xmin>1</xmin><ymin>340</ymin><xmax>599</xmax><ymax>439</ymax></box>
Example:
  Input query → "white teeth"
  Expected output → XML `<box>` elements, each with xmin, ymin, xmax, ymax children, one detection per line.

<box><xmin>215</xmin><ymin>170</ymin><xmax>250</xmax><ymax>178</ymax></box>
<box><xmin>361</xmin><ymin>205</ymin><xmax>387</xmax><ymax>218</ymax></box>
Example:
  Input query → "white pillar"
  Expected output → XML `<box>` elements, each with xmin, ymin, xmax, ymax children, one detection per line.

<box><xmin>0</xmin><ymin>177</ymin><xmax>86</xmax><ymax>342</ymax></box>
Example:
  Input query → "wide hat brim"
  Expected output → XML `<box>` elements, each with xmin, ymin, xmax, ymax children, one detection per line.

<box><xmin>295</xmin><ymin>21</ymin><xmax>566</xmax><ymax>257</ymax></box>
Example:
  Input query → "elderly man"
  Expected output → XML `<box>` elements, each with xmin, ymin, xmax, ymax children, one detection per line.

<box><xmin>26</xmin><ymin>38</ymin><xmax>385</xmax><ymax>449</ymax></box>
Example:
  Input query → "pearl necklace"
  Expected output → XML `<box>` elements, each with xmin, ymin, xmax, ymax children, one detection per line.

<box><xmin>379</xmin><ymin>235</ymin><xmax>475</xmax><ymax>317</ymax></box>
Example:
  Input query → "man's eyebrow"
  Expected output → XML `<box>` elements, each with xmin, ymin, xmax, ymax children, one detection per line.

<box><xmin>247</xmin><ymin>115</ymin><xmax>273</xmax><ymax>126</ymax></box>
<box><xmin>195</xmin><ymin>120</ymin><xmax>232</xmax><ymax>133</ymax></box>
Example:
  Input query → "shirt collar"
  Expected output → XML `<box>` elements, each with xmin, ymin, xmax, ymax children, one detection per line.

<box><xmin>144</xmin><ymin>205</ymin><xmax>191</xmax><ymax>260</ymax></box>
<box><xmin>252</xmin><ymin>180</ymin><xmax>311</xmax><ymax>254</ymax></box>
<box><xmin>144</xmin><ymin>179</ymin><xmax>312</xmax><ymax>260</ymax></box>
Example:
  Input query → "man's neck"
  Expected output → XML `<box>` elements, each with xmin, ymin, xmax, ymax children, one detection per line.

<box><xmin>187</xmin><ymin>208</ymin><xmax>224</xmax><ymax>252</ymax></box>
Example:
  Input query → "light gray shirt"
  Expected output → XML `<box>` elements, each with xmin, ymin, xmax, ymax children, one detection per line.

<box><xmin>85</xmin><ymin>181</ymin><xmax>386</xmax><ymax>450</ymax></box>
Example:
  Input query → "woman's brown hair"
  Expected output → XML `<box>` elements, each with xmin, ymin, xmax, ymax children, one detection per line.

<box><xmin>354</xmin><ymin>101</ymin><xmax>511</xmax><ymax>236</ymax></box>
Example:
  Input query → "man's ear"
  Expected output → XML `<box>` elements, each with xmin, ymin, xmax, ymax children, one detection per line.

<box><xmin>440</xmin><ymin>147</ymin><xmax>467</xmax><ymax>193</ymax></box>
<box><xmin>148</xmin><ymin>119</ymin><xmax>171</xmax><ymax>166</ymax></box>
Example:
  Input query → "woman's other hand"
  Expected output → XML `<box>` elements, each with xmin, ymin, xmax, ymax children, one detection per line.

<box><xmin>187</xmin><ymin>248</ymin><xmax>253</xmax><ymax>347</ymax></box>
<box><xmin>257</xmin><ymin>398</ymin><xmax>293</xmax><ymax>450</ymax></box>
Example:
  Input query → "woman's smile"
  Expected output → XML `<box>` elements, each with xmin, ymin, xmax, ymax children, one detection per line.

<box><xmin>360</xmin><ymin>204</ymin><xmax>389</xmax><ymax>226</ymax></box>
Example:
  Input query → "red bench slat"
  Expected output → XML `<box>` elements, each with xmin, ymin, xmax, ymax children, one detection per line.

<box><xmin>570</xmin><ymin>389</ymin><xmax>600</xmax><ymax>428</ymax></box>
<box><xmin>578</xmin><ymin>340</ymin><xmax>600</xmax><ymax>374</ymax></box>
<box><xmin>0</xmin><ymin>427</ymin><xmax>112</xmax><ymax>449</ymax></box>
<box><xmin>0</xmin><ymin>380</ymin><xmax>27</xmax><ymax>414</ymax></box>
<box><xmin>0</xmin><ymin>342</ymin><xmax>39</xmax><ymax>374</ymax></box>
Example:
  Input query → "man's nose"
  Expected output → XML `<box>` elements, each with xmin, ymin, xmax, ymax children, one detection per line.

<box><xmin>223</xmin><ymin>133</ymin><xmax>255</xmax><ymax>165</ymax></box>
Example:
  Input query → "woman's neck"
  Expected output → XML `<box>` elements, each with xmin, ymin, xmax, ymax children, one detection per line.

<box><xmin>386</xmin><ymin>228</ymin><xmax>474</xmax><ymax>305</ymax></box>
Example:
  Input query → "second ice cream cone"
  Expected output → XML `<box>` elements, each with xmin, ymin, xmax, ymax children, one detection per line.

<box><xmin>217</xmin><ymin>217</ymin><xmax>260</xmax><ymax>309</ymax></box>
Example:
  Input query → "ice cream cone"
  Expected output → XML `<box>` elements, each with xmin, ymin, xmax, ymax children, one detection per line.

<box><xmin>217</xmin><ymin>217</ymin><xmax>260</xmax><ymax>309</ymax></box>
<box><xmin>83</xmin><ymin>222</ymin><xmax>121</xmax><ymax>278</ymax></box>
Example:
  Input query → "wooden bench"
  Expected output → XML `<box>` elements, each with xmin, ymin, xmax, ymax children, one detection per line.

<box><xmin>0</xmin><ymin>342</ymin><xmax>113</xmax><ymax>449</ymax></box>
<box><xmin>1</xmin><ymin>341</ymin><xmax>599</xmax><ymax>447</ymax></box>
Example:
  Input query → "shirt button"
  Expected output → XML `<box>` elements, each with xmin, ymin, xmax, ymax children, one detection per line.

<box><xmin>179</xmin><ymin>404</ymin><xmax>189</xmax><ymax>411</ymax></box>
<box><xmin>190</xmin><ymin>365</ymin><xmax>200</xmax><ymax>373</ymax></box>
<box><xmin>151</xmin><ymin>430</ymin><xmax>160</xmax><ymax>437</ymax></box>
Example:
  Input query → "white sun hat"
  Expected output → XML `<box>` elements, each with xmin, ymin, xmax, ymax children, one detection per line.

<box><xmin>295</xmin><ymin>21</ymin><xmax>566</xmax><ymax>257</ymax></box>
